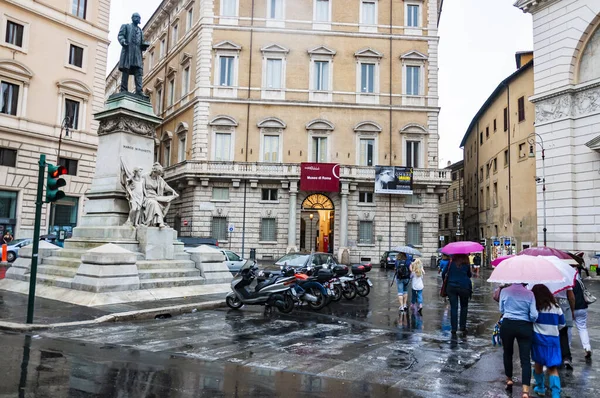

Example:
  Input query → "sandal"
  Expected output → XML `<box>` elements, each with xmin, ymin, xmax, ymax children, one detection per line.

<box><xmin>505</xmin><ymin>379</ymin><xmax>514</xmax><ymax>391</ymax></box>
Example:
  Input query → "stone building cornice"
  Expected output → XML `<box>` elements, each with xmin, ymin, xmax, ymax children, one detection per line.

<box><xmin>514</xmin><ymin>0</ymin><xmax>558</xmax><ymax>14</ymax></box>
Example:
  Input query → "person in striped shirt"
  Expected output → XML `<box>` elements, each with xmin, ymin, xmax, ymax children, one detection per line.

<box><xmin>531</xmin><ymin>284</ymin><xmax>566</xmax><ymax>398</ymax></box>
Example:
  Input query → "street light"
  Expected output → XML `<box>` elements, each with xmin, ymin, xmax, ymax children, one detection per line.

<box><xmin>309</xmin><ymin>213</ymin><xmax>314</xmax><ymax>253</ymax></box>
<box><xmin>528</xmin><ymin>132</ymin><xmax>546</xmax><ymax>246</ymax></box>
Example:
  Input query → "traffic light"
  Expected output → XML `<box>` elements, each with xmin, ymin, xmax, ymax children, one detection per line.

<box><xmin>46</xmin><ymin>163</ymin><xmax>67</xmax><ymax>203</ymax></box>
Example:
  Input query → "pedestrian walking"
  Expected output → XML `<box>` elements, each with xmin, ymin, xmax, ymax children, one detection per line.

<box><xmin>572</xmin><ymin>272</ymin><xmax>592</xmax><ymax>359</ymax></box>
<box><xmin>410</xmin><ymin>258</ymin><xmax>424</xmax><ymax>314</ymax></box>
<box><xmin>473</xmin><ymin>253</ymin><xmax>482</xmax><ymax>277</ymax></box>
<box><xmin>499</xmin><ymin>283</ymin><xmax>538</xmax><ymax>397</ymax></box>
<box><xmin>395</xmin><ymin>252</ymin><xmax>413</xmax><ymax>312</ymax></box>
<box><xmin>441</xmin><ymin>254</ymin><xmax>472</xmax><ymax>334</ymax></box>
<box><xmin>438</xmin><ymin>254</ymin><xmax>450</xmax><ymax>275</ymax></box>
<box><xmin>2</xmin><ymin>231</ymin><xmax>13</xmax><ymax>245</ymax></box>
<box><xmin>531</xmin><ymin>284</ymin><xmax>565</xmax><ymax>398</ymax></box>
<box><xmin>554</xmin><ymin>287</ymin><xmax>575</xmax><ymax>369</ymax></box>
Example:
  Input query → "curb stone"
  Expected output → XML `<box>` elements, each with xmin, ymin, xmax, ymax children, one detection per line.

<box><xmin>0</xmin><ymin>300</ymin><xmax>226</xmax><ymax>332</ymax></box>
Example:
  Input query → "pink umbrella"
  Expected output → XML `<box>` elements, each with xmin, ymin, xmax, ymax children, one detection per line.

<box><xmin>526</xmin><ymin>256</ymin><xmax>577</xmax><ymax>294</ymax></box>
<box><xmin>440</xmin><ymin>241</ymin><xmax>484</xmax><ymax>255</ymax></box>
<box><xmin>491</xmin><ymin>255</ymin><xmax>514</xmax><ymax>267</ymax></box>
<box><xmin>519</xmin><ymin>247</ymin><xmax>573</xmax><ymax>261</ymax></box>
<box><xmin>488</xmin><ymin>255</ymin><xmax>567</xmax><ymax>284</ymax></box>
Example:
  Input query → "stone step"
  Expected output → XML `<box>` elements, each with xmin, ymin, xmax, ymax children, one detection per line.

<box><xmin>136</xmin><ymin>260</ymin><xmax>196</xmax><ymax>270</ymax></box>
<box><xmin>52</xmin><ymin>249</ymin><xmax>86</xmax><ymax>259</ymax></box>
<box><xmin>138</xmin><ymin>268</ymin><xmax>201</xmax><ymax>279</ymax></box>
<box><xmin>174</xmin><ymin>252</ymin><xmax>191</xmax><ymax>260</ymax></box>
<box><xmin>41</xmin><ymin>257</ymin><xmax>81</xmax><ymax>268</ymax></box>
<box><xmin>37</xmin><ymin>265</ymin><xmax>78</xmax><ymax>278</ymax></box>
<box><xmin>140</xmin><ymin>277</ymin><xmax>205</xmax><ymax>289</ymax></box>
<box><xmin>30</xmin><ymin>274</ymin><xmax>73</xmax><ymax>289</ymax></box>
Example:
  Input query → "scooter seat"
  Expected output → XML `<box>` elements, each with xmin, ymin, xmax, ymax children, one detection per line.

<box><xmin>255</xmin><ymin>277</ymin><xmax>277</xmax><ymax>292</ymax></box>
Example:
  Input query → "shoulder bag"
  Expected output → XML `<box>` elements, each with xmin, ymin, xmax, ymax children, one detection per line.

<box><xmin>440</xmin><ymin>263</ymin><xmax>451</xmax><ymax>298</ymax></box>
<box><xmin>579</xmin><ymin>279</ymin><xmax>597</xmax><ymax>304</ymax></box>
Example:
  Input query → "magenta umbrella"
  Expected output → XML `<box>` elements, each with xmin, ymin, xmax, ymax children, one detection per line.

<box><xmin>519</xmin><ymin>247</ymin><xmax>572</xmax><ymax>261</ymax></box>
<box><xmin>491</xmin><ymin>255</ymin><xmax>514</xmax><ymax>267</ymax></box>
<box><xmin>441</xmin><ymin>241</ymin><xmax>484</xmax><ymax>255</ymax></box>
<box><xmin>488</xmin><ymin>255</ymin><xmax>566</xmax><ymax>284</ymax></box>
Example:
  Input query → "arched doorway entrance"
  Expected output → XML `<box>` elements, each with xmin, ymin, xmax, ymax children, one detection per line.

<box><xmin>301</xmin><ymin>194</ymin><xmax>334</xmax><ymax>253</ymax></box>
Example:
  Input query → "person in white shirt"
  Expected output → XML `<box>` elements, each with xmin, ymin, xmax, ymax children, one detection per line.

<box><xmin>410</xmin><ymin>258</ymin><xmax>425</xmax><ymax>315</ymax></box>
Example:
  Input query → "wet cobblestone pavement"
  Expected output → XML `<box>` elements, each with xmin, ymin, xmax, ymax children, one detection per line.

<box><xmin>1</xmin><ymin>268</ymin><xmax>599</xmax><ymax>397</ymax></box>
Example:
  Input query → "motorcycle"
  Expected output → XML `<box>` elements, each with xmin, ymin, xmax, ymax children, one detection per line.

<box><xmin>226</xmin><ymin>260</ymin><xmax>296</xmax><ymax>313</ymax></box>
<box><xmin>291</xmin><ymin>266</ymin><xmax>332</xmax><ymax>310</ymax></box>
<box><xmin>350</xmin><ymin>263</ymin><xmax>373</xmax><ymax>297</ymax></box>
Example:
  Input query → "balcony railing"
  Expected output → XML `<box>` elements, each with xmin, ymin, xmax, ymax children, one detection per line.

<box><xmin>164</xmin><ymin>161</ymin><xmax>451</xmax><ymax>187</ymax></box>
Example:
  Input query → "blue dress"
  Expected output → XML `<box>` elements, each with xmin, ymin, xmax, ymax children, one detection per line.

<box><xmin>531</xmin><ymin>305</ymin><xmax>566</xmax><ymax>367</ymax></box>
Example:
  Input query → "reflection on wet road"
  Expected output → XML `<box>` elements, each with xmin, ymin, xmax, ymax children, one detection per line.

<box><xmin>2</xmin><ymin>268</ymin><xmax>599</xmax><ymax>397</ymax></box>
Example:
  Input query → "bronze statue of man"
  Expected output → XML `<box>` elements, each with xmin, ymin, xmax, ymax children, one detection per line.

<box><xmin>118</xmin><ymin>13</ymin><xmax>148</xmax><ymax>95</ymax></box>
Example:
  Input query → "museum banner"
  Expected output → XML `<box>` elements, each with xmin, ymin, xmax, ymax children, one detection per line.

<box><xmin>300</xmin><ymin>163</ymin><xmax>340</xmax><ymax>192</ymax></box>
<box><xmin>374</xmin><ymin>166</ymin><xmax>413</xmax><ymax>194</ymax></box>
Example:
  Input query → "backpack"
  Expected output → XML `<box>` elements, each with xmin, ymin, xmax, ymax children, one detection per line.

<box><xmin>396</xmin><ymin>261</ymin><xmax>411</xmax><ymax>279</ymax></box>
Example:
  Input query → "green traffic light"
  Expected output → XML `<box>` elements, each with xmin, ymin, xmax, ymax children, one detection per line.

<box><xmin>46</xmin><ymin>163</ymin><xmax>67</xmax><ymax>203</ymax></box>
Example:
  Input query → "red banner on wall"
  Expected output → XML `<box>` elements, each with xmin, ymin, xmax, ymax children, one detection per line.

<box><xmin>300</xmin><ymin>163</ymin><xmax>340</xmax><ymax>192</ymax></box>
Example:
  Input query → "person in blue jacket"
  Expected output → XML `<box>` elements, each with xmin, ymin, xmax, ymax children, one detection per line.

<box><xmin>441</xmin><ymin>254</ymin><xmax>473</xmax><ymax>334</ymax></box>
<box><xmin>438</xmin><ymin>254</ymin><xmax>450</xmax><ymax>275</ymax></box>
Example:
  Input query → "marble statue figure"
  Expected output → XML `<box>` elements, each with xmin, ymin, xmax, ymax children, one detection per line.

<box><xmin>120</xmin><ymin>158</ymin><xmax>144</xmax><ymax>226</ymax></box>
<box><xmin>118</xmin><ymin>13</ymin><xmax>149</xmax><ymax>95</ymax></box>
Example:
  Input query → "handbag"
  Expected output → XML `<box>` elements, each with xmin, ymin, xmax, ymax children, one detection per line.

<box><xmin>493</xmin><ymin>286</ymin><xmax>502</xmax><ymax>303</ymax></box>
<box><xmin>579</xmin><ymin>279</ymin><xmax>597</xmax><ymax>304</ymax></box>
<box><xmin>440</xmin><ymin>263</ymin><xmax>451</xmax><ymax>298</ymax></box>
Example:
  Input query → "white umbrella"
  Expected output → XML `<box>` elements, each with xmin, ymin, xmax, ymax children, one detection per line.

<box><xmin>392</xmin><ymin>246</ymin><xmax>422</xmax><ymax>257</ymax></box>
<box><xmin>526</xmin><ymin>255</ymin><xmax>577</xmax><ymax>294</ymax></box>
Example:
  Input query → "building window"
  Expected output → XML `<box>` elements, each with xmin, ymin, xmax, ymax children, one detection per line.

<box><xmin>212</xmin><ymin>187</ymin><xmax>230</xmax><ymax>201</ymax></box>
<box><xmin>172</xmin><ymin>24</ymin><xmax>178</xmax><ymax>46</ymax></box>
<box><xmin>64</xmin><ymin>98</ymin><xmax>80</xmax><ymax>130</ymax></box>
<box><xmin>149</xmin><ymin>51</ymin><xmax>154</xmax><ymax>69</ymax></box>
<box><xmin>406</xmin><ymin>65</ymin><xmax>420</xmax><ymax>95</ymax></box>
<box><xmin>358</xmin><ymin>220</ymin><xmax>374</xmax><ymax>244</ymax></box>
<box><xmin>360</xmin><ymin>63</ymin><xmax>375</xmax><ymax>93</ymax></box>
<box><xmin>268</xmin><ymin>0</ymin><xmax>284</xmax><ymax>20</ymax></box>
<box><xmin>519</xmin><ymin>143</ymin><xmax>526</xmax><ymax>158</ymax></box>
<box><xmin>359</xmin><ymin>138</ymin><xmax>374</xmax><ymax>166</ymax></box>
<box><xmin>261</xmin><ymin>188</ymin><xmax>278</xmax><ymax>201</ymax></box>
<box><xmin>479</xmin><ymin>131</ymin><xmax>483</xmax><ymax>145</ymax></box>
<box><xmin>0</xmin><ymin>148</ymin><xmax>17</xmax><ymax>167</ymax></box>
<box><xmin>438</xmin><ymin>215</ymin><xmax>442</xmax><ymax>228</ymax></box>
<box><xmin>493</xmin><ymin>157</ymin><xmax>497</xmax><ymax>172</ymax></box>
<box><xmin>444</xmin><ymin>213</ymin><xmax>449</xmax><ymax>229</ymax></box>
<box><xmin>214</xmin><ymin>132</ymin><xmax>232</xmax><ymax>161</ymax></box>
<box><xmin>406</xmin><ymin>4</ymin><xmax>420</xmax><ymax>27</ymax></box>
<box><xmin>182</xmin><ymin>66</ymin><xmax>190</xmax><ymax>96</ymax></box>
<box><xmin>49</xmin><ymin>196</ymin><xmax>79</xmax><ymax>234</ymax></box>
<box><xmin>178</xmin><ymin>134</ymin><xmax>186</xmax><ymax>162</ymax></box>
<box><xmin>0</xmin><ymin>81</ymin><xmax>19</xmax><ymax>116</ymax></box>
<box><xmin>211</xmin><ymin>216</ymin><xmax>228</xmax><ymax>241</ymax></box>
<box><xmin>219</xmin><ymin>56</ymin><xmax>235</xmax><ymax>86</ymax></box>
<box><xmin>163</xmin><ymin>141</ymin><xmax>171</xmax><ymax>167</ymax></box>
<box><xmin>72</xmin><ymin>0</ymin><xmax>87</xmax><ymax>19</ymax></box>
<box><xmin>486</xmin><ymin>164</ymin><xmax>490</xmax><ymax>178</ymax></box>
<box><xmin>406</xmin><ymin>222</ymin><xmax>422</xmax><ymax>246</ymax></box>
<box><xmin>314</xmin><ymin>61</ymin><xmax>330</xmax><ymax>91</ymax></box>
<box><xmin>156</xmin><ymin>87</ymin><xmax>163</xmax><ymax>114</ymax></box>
<box><xmin>266</xmin><ymin>58</ymin><xmax>283</xmax><ymax>89</ymax></box>
<box><xmin>5</xmin><ymin>21</ymin><xmax>24</xmax><ymax>47</ymax></box>
<box><xmin>187</xmin><ymin>8</ymin><xmax>194</xmax><ymax>30</ymax></box>
<box><xmin>479</xmin><ymin>167</ymin><xmax>483</xmax><ymax>181</ymax></box>
<box><xmin>406</xmin><ymin>140</ymin><xmax>420</xmax><ymax>168</ymax></box>
<box><xmin>493</xmin><ymin>119</ymin><xmax>497</xmax><ymax>131</ymax></box>
<box><xmin>312</xmin><ymin>136</ymin><xmax>327</xmax><ymax>163</ymax></box>
<box><xmin>405</xmin><ymin>194</ymin><xmax>422</xmax><ymax>205</ymax></box>
<box><xmin>360</xmin><ymin>0</ymin><xmax>376</xmax><ymax>26</ymax></box>
<box><xmin>260</xmin><ymin>218</ymin><xmax>277</xmax><ymax>241</ymax></box>
<box><xmin>69</xmin><ymin>44</ymin><xmax>84</xmax><ymax>68</ymax></box>
<box><xmin>452</xmin><ymin>172</ymin><xmax>457</xmax><ymax>181</ymax></box>
<box><xmin>452</xmin><ymin>188</ymin><xmax>457</xmax><ymax>200</ymax></box>
<box><xmin>493</xmin><ymin>182</ymin><xmax>498</xmax><ymax>206</ymax></box>
<box><xmin>503</xmin><ymin>107</ymin><xmax>508</xmax><ymax>131</ymax></box>
<box><xmin>452</xmin><ymin>212</ymin><xmax>458</xmax><ymax>227</ymax></box>
<box><xmin>315</xmin><ymin>0</ymin><xmax>330</xmax><ymax>21</ymax></box>
<box><xmin>160</xmin><ymin>38</ymin><xmax>166</xmax><ymax>58</ymax></box>
<box><xmin>58</xmin><ymin>157</ymin><xmax>78</xmax><ymax>175</ymax></box>
<box><xmin>359</xmin><ymin>192</ymin><xmax>373</xmax><ymax>203</ymax></box>
<box><xmin>518</xmin><ymin>96</ymin><xmax>525</xmax><ymax>122</ymax></box>
<box><xmin>504</xmin><ymin>149</ymin><xmax>509</xmax><ymax>166</ymax></box>
<box><xmin>262</xmin><ymin>134</ymin><xmax>280</xmax><ymax>162</ymax></box>
<box><xmin>486</xmin><ymin>186</ymin><xmax>490</xmax><ymax>209</ymax></box>
<box><xmin>168</xmin><ymin>78</ymin><xmax>175</xmax><ymax>106</ymax></box>
<box><xmin>486</xmin><ymin>126</ymin><xmax>489</xmax><ymax>139</ymax></box>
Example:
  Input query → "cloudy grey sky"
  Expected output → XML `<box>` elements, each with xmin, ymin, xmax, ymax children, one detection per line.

<box><xmin>107</xmin><ymin>0</ymin><xmax>533</xmax><ymax>167</ymax></box>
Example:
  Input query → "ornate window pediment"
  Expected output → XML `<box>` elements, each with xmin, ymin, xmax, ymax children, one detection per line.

<box><xmin>354</xmin><ymin>48</ymin><xmax>383</xmax><ymax>59</ymax></box>
<box><xmin>308</xmin><ymin>46</ymin><xmax>336</xmax><ymax>57</ymax></box>
<box><xmin>400</xmin><ymin>50</ymin><xmax>428</xmax><ymax>61</ymax></box>
<box><xmin>209</xmin><ymin>115</ymin><xmax>238</xmax><ymax>127</ymax></box>
<box><xmin>260</xmin><ymin>44</ymin><xmax>289</xmax><ymax>54</ymax></box>
<box><xmin>585</xmin><ymin>135</ymin><xmax>600</xmax><ymax>152</ymax></box>
<box><xmin>0</xmin><ymin>59</ymin><xmax>33</xmax><ymax>83</ymax></box>
<box><xmin>176</xmin><ymin>122</ymin><xmax>189</xmax><ymax>134</ymax></box>
<box><xmin>180</xmin><ymin>52</ymin><xmax>192</xmax><ymax>65</ymax></box>
<box><xmin>56</xmin><ymin>79</ymin><xmax>92</xmax><ymax>97</ymax></box>
<box><xmin>154</xmin><ymin>77</ymin><xmax>164</xmax><ymax>88</ymax></box>
<box><xmin>257</xmin><ymin>117</ymin><xmax>286</xmax><ymax>129</ymax></box>
<box><xmin>306</xmin><ymin>119</ymin><xmax>334</xmax><ymax>131</ymax></box>
<box><xmin>400</xmin><ymin>123</ymin><xmax>427</xmax><ymax>134</ymax></box>
<box><xmin>354</xmin><ymin>121</ymin><xmax>382</xmax><ymax>134</ymax></box>
<box><xmin>162</xmin><ymin>130</ymin><xmax>173</xmax><ymax>142</ymax></box>
<box><xmin>212</xmin><ymin>40</ymin><xmax>242</xmax><ymax>52</ymax></box>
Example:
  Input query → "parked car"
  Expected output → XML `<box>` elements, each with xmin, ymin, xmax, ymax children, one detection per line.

<box><xmin>221</xmin><ymin>249</ymin><xmax>245</xmax><ymax>274</ymax></box>
<box><xmin>6</xmin><ymin>239</ymin><xmax>33</xmax><ymax>262</ymax></box>
<box><xmin>261</xmin><ymin>252</ymin><xmax>339</xmax><ymax>274</ymax></box>
<box><xmin>379</xmin><ymin>251</ymin><xmax>399</xmax><ymax>269</ymax></box>
<box><xmin>178</xmin><ymin>237</ymin><xmax>218</xmax><ymax>251</ymax></box>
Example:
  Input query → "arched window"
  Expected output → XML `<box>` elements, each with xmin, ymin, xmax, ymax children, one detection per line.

<box><xmin>306</xmin><ymin>119</ymin><xmax>334</xmax><ymax>163</ymax></box>
<box><xmin>0</xmin><ymin>59</ymin><xmax>33</xmax><ymax>117</ymax></box>
<box><xmin>579</xmin><ymin>26</ymin><xmax>600</xmax><ymax>83</ymax></box>
<box><xmin>209</xmin><ymin>115</ymin><xmax>238</xmax><ymax>161</ymax></box>
<box><xmin>176</xmin><ymin>122</ymin><xmax>188</xmax><ymax>163</ymax></box>
<box><xmin>354</xmin><ymin>121</ymin><xmax>381</xmax><ymax>166</ymax></box>
<box><xmin>258</xmin><ymin>117</ymin><xmax>286</xmax><ymax>162</ymax></box>
<box><xmin>161</xmin><ymin>130</ymin><xmax>173</xmax><ymax>167</ymax></box>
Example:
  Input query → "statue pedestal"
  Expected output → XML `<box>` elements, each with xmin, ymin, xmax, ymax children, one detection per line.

<box><xmin>137</xmin><ymin>226</ymin><xmax>176</xmax><ymax>260</ymax></box>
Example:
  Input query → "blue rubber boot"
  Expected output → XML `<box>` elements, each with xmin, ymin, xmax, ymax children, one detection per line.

<box><xmin>533</xmin><ymin>372</ymin><xmax>546</xmax><ymax>396</ymax></box>
<box><xmin>549</xmin><ymin>375</ymin><xmax>561</xmax><ymax>398</ymax></box>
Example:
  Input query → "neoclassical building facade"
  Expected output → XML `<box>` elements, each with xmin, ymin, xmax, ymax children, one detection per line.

<box><xmin>0</xmin><ymin>0</ymin><xmax>110</xmax><ymax>238</ymax></box>
<box><xmin>107</xmin><ymin>0</ymin><xmax>450</xmax><ymax>263</ymax></box>
<box><xmin>515</xmin><ymin>0</ymin><xmax>600</xmax><ymax>263</ymax></box>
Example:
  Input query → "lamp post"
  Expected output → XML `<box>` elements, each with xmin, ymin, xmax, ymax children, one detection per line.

<box><xmin>528</xmin><ymin>133</ymin><xmax>546</xmax><ymax>246</ymax></box>
<box><xmin>309</xmin><ymin>213</ymin><xmax>314</xmax><ymax>253</ymax></box>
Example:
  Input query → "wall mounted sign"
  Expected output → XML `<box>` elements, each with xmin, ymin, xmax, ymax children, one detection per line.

<box><xmin>300</xmin><ymin>163</ymin><xmax>340</xmax><ymax>192</ymax></box>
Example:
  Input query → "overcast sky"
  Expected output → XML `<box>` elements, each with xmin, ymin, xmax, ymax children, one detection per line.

<box><xmin>107</xmin><ymin>0</ymin><xmax>533</xmax><ymax>168</ymax></box>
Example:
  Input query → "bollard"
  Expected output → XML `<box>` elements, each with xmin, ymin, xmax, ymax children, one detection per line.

<box><xmin>1</xmin><ymin>244</ymin><xmax>6</xmax><ymax>263</ymax></box>
<box><xmin>249</xmin><ymin>248</ymin><xmax>256</xmax><ymax>261</ymax></box>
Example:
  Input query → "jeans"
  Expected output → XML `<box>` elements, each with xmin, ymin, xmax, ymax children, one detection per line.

<box><xmin>574</xmin><ymin>309</ymin><xmax>591</xmax><ymax>351</ymax></box>
<box><xmin>501</xmin><ymin>319</ymin><xmax>533</xmax><ymax>386</ymax></box>
<box><xmin>411</xmin><ymin>289</ymin><xmax>423</xmax><ymax>305</ymax></box>
<box><xmin>446</xmin><ymin>285</ymin><xmax>470</xmax><ymax>332</ymax></box>
<box><xmin>397</xmin><ymin>279</ymin><xmax>410</xmax><ymax>295</ymax></box>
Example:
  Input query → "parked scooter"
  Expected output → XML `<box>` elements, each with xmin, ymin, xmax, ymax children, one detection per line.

<box><xmin>286</xmin><ymin>267</ymin><xmax>330</xmax><ymax>310</ymax></box>
<box><xmin>226</xmin><ymin>260</ymin><xmax>296</xmax><ymax>313</ymax></box>
<box><xmin>350</xmin><ymin>263</ymin><xmax>373</xmax><ymax>297</ymax></box>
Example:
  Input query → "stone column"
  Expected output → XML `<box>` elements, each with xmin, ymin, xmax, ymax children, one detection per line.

<box><xmin>287</xmin><ymin>180</ymin><xmax>298</xmax><ymax>252</ymax></box>
<box><xmin>339</xmin><ymin>181</ymin><xmax>349</xmax><ymax>248</ymax></box>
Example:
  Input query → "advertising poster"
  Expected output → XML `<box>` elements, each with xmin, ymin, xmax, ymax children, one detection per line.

<box><xmin>374</xmin><ymin>166</ymin><xmax>413</xmax><ymax>195</ymax></box>
<box><xmin>300</xmin><ymin>163</ymin><xmax>340</xmax><ymax>192</ymax></box>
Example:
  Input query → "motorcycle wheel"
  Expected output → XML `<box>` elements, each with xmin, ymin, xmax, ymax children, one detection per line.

<box><xmin>342</xmin><ymin>283</ymin><xmax>357</xmax><ymax>300</ymax></box>
<box><xmin>331</xmin><ymin>285</ymin><xmax>343</xmax><ymax>302</ymax></box>
<box><xmin>226</xmin><ymin>295</ymin><xmax>243</xmax><ymax>309</ymax></box>
<box><xmin>307</xmin><ymin>287</ymin><xmax>327</xmax><ymax>310</ymax></box>
<box><xmin>278</xmin><ymin>293</ymin><xmax>295</xmax><ymax>314</ymax></box>
<box><xmin>357</xmin><ymin>280</ymin><xmax>371</xmax><ymax>297</ymax></box>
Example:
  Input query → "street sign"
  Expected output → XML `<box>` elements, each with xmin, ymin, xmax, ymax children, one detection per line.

<box><xmin>439</xmin><ymin>236</ymin><xmax>445</xmax><ymax>241</ymax></box>
<box><xmin>228</xmin><ymin>223</ymin><xmax>235</xmax><ymax>233</ymax></box>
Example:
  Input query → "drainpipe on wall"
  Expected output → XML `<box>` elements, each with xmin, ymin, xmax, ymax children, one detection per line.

<box><xmin>505</xmin><ymin>82</ymin><xmax>512</xmax><ymax>224</ymax></box>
